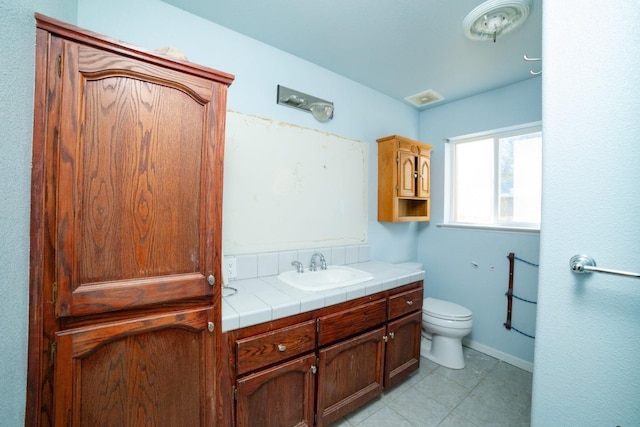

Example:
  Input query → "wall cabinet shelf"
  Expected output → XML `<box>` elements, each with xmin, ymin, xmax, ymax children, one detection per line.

<box><xmin>377</xmin><ymin>135</ymin><xmax>433</xmax><ymax>222</ymax></box>
<box><xmin>224</xmin><ymin>281</ymin><xmax>424</xmax><ymax>426</ymax></box>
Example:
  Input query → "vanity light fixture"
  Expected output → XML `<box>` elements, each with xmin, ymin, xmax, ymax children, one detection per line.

<box><xmin>463</xmin><ymin>0</ymin><xmax>533</xmax><ymax>43</ymax></box>
<box><xmin>277</xmin><ymin>85</ymin><xmax>334</xmax><ymax>122</ymax></box>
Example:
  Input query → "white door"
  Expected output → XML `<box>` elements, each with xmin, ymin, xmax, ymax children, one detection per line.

<box><xmin>532</xmin><ymin>1</ymin><xmax>640</xmax><ymax>426</ymax></box>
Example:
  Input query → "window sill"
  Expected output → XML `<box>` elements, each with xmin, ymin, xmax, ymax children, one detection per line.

<box><xmin>436</xmin><ymin>223</ymin><xmax>540</xmax><ymax>234</ymax></box>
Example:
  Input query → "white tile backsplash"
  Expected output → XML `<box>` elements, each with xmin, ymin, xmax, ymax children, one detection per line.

<box><xmin>257</xmin><ymin>252</ymin><xmax>279</xmax><ymax>277</ymax></box>
<box><xmin>236</xmin><ymin>254</ymin><xmax>258</xmax><ymax>280</ymax></box>
<box><xmin>358</xmin><ymin>245</ymin><xmax>370</xmax><ymax>262</ymax></box>
<box><xmin>345</xmin><ymin>245</ymin><xmax>360</xmax><ymax>264</ymax></box>
<box><xmin>331</xmin><ymin>247</ymin><xmax>346</xmax><ymax>265</ymax></box>
<box><xmin>224</xmin><ymin>245</ymin><xmax>369</xmax><ymax>278</ymax></box>
<box><xmin>278</xmin><ymin>250</ymin><xmax>298</xmax><ymax>274</ymax></box>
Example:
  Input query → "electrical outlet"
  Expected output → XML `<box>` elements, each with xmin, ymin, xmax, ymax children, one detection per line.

<box><xmin>226</xmin><ymin>258</ymin><xmax>237</xmax><ymax>279</ymax></box>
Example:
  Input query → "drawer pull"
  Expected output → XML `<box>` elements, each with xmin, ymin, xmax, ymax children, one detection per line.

<box><xmin>406</xmin><ymin>300</ymin><xmax>414</xmax><ymax>305</ymax></box>
<box><xmin>278</xmin><ymin>344</ymin><xmax>286</xmax><ymax>352</ymax></box>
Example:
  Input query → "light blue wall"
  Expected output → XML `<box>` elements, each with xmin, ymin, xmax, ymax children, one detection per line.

<box><xmin>0</xmin><ymin>2</ymin><xmax>35</xmax><ymax>422</ymax></box>
<box><xmin>532</xmin><ymin>1</ymin><xmax>640</xmax><ymax>425</ymax></box>
<box><xmin>0</xmin><ymin>0</ymin><xmax>76</xmax><ymax>424</ymax></box>
<box><xmin>416</xmin><ymin>78</ymin><xmax>542</xmax><ymax>365</ymax></box>
<box><xmin>76</xmin><ymin>0</ymin><xmax>421</xmax><ymax>264</ymax></box>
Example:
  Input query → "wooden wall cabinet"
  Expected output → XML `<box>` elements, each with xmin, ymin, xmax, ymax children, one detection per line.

<box><xmin>27</xmin><ymin>14</ymin><xmax>233</xmax><ymax>426</ymax></box>
<box><xmin>225</xmin><ymin>281</ymin><xmax>424</xmax><ymax>427</ymax></box>
<box><xmin>377</xmin><ymin>135</ymin><xmax>433</xmax><ymax>222</ymax></box>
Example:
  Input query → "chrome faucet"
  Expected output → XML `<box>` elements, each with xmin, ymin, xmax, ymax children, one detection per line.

<box><xmin>291</xmin><ymin>260</ymin><xmax>304</xmax><ymax>273</ymax></box>
<box><xmin>309</xmin><ymin>252</ymin><xmax>327</xmax><ymax>271</ymax></box>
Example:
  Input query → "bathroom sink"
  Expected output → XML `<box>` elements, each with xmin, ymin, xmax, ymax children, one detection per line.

<box><xmin>277</xmin><ymin>265</ymin><xmax>373</xmax><ymax>291</ymax></box>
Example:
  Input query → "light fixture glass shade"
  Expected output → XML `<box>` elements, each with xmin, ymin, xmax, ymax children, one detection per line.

<box><xmin>463</xmin><ymin>0</ymin><xmax>532</xmax><ymax>42</ymax></box>
<box><xmin>308</xmin><ymin>102</ymin><xmax>334</xmax><ymax>122</ymax></box>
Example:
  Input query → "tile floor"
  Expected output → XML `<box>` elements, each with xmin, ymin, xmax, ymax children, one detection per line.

<box><xmin>331</xmin><ymin>347</ymin><xmax>532</xmax><ymax>427</ymax></box>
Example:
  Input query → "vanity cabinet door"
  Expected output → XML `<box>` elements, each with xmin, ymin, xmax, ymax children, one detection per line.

<box><xmin>316</xmin><ymin>326</ymin><xmax>386</xmax><ymax>427</ymax></box>
<box><xmin>235</xmin><ymin>353</ymin><xmax>316</xmax><ymax>427</ymax></box>
<box><xmin>384</xmin><ymin>310</ymin><xmax>422</xmax><ymax>388</ymax></box>
<box><xmin>53</xmin><ymin>307</ymin><xmax>216</xmax><ymax>426</ymax></box>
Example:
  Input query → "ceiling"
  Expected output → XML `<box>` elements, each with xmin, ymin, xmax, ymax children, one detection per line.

<box><xmin>160</xmin><ymin>0</ymin><xmax>542</xmax><ymax>109</ymax></box>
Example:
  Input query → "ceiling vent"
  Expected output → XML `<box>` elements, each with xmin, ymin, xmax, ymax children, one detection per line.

<box><xmin>404</xmin><ymin>89</ymin><xmax>444</xmax><ymax>108</ymax></box>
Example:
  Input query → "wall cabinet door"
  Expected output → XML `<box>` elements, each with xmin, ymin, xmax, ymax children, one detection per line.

<box><xmin>316</xmin><ymin>326</ymin><xmax>385</xmax><ymax>427</ymax></box>
<box><xmin>54</xmin><ymin>37</ymin><xmax>226</xmax><ymax>318</ymax></box>
<box><xmin>384</xmin><ymin>311</ymin><xmax>422</xmax><ymax>388</ymax></box>
<box><xmin>235</xmin><ymin>353</ymin><xmax>316</xmax><ymax>427</ymax></box>
<box><xmin>417</xmin><ymin>155</ymin><xmax>431</xmax><ymax>198</ymax></box>
<box><xmin>398</xmin><ymin>151</ymin><xmax>417</xmax><ymax>197</ymax></box>
<box><xmin>53</xmin><ymin>307</ymin><xmax>217</xmax><ymax>426</ymax></box>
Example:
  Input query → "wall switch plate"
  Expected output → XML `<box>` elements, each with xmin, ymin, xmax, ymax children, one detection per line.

<box><xmin>226</xmin><ymin>257</ymin><xmax>237</xmax><ymax>279</ymax></box>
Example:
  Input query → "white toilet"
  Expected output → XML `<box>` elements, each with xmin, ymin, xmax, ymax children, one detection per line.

<box><xmin>421</xmin><ymin>297</ymin><xmax>473</xmax><ymax>369</ymax></box>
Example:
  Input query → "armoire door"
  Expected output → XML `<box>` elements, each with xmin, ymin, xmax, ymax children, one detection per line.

<box><xmin>54</xmin><ymin>307</ymin><xmax>216</xmax><ymax>426</ymax></box>
<box><xmin>52</xmin><ymin>37</ymin><xmax>226</xmax><ymax>318</ymax></box>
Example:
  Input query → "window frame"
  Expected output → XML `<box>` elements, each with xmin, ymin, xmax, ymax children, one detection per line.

<box><xmin>445</xmin><ymin>121</ymin><xmax>542</xmax><ymax>232</ymax></box>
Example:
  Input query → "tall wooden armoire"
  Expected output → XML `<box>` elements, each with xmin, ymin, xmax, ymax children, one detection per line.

<box><xmin>26</xmin><ymin>14</ymin><xmax>234</xmax><ymax>426</ymax></box>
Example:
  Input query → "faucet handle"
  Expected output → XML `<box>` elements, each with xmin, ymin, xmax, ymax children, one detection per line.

<box><xmin>291</xmin><ymin>260</ymin><xmax>304</xmax><ymax>273</ymax></box>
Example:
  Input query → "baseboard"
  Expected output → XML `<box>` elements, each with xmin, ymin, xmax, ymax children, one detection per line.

<box><xmin>462</xmin><ymin>339</ymin><xmax>534</xmax><ymax>373</ymax></box>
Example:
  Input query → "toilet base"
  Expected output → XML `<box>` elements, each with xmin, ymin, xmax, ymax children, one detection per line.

<box><xmin>423</xmin><ymin>334</ymin><xmax>466</xmax><ymax>369</ymax></box>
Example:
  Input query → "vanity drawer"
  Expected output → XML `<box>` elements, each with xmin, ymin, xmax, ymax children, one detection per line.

<box><xmin>388</xmin><ymin>286</ymin><xmax>423</xmax><ymax>320</ymax></box>
<box><xmin>236</xmin><ymin>320</ymin><xmax>316</xmax><ymax>375</ymax></box>
<box><xmin>317</xmin><ymin>298</ymin><xmax>387</xmax><ymax>346</ymax></box>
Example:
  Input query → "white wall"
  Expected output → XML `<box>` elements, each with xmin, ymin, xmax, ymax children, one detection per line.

<box><xmin>417</xmin><ymin>78</ymin><xmax>542</xmax><ymax>366</ymax></box>
<box><xmin>532</xmin><ymin>1</ymin><xmax>640</xmax><ymax>425</ymax></box>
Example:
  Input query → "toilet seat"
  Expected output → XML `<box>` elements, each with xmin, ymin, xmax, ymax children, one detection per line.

<box><xmin>422</xmin><ymin>297</ymin><xmax>472</xmax><ymax>321</ymax></box>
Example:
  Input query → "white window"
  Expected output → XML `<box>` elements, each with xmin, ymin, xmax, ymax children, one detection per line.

<box><xmin>447</xmin><ymin>123</ymin><xmax>542</xmax><ymax>230</ymax></box>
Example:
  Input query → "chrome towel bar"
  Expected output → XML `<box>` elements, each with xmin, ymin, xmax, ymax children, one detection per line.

<box><xmin>570</xmin><ymin>254</ymin><xmax>640</xmax><ymax>279</ymax></box>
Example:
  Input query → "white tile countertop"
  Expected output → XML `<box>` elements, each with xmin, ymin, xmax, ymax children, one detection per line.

<box><xmin>221</xmin><ymin>261</ymin><xmax>424</xmax><ymax>332</ymax></box>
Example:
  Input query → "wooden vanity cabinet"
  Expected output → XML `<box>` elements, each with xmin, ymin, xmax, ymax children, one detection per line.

<box><xmin>225</xmin><ymin>281</ymin><xmax>424</xmax><ymax>427</ymax></box>
<box><xmin>27</xmin><ymin>15</ymin><xmax>233</xmax><ymax>426</ymax></box>
<box><xmin>377</xmin><ymin>135</ymin><xmax>433</xmax><ymax>222</ymax></box>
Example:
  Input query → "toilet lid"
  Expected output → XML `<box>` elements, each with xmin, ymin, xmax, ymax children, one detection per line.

<box><xmin>422</xmin><ymin>297</ymin><xmax>472</xmax><ymax>321</ymax></box>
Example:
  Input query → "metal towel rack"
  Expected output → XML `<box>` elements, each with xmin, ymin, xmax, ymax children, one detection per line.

<box><xmin>570</xmin><ymin>254</ymin><xmax>640</xmax><ymax>278</ymax></box>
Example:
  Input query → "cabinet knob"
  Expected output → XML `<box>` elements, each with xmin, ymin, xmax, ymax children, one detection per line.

<box><xmin>207</xmin><ymin>322</ymin><xmax>215</xmax><ymax>332</ymax></box>
<box><xmin>278</xmin><ymin>344</ymin><xmax>286</xmax><ymax>352</ymax></box>
<box><xmin>406</xmin><ymin>300</ymin><xmax>414</xmax><ymax>305</ymax></box>
<box><xmin>389</xmin><ymin>332</ymin><xmax>395</xmax><ymax>339</ymax></box>
<box><xmin>207</xmin><ymin>275</ymin><xmax>215</xmax><ymax>286</ymax></box>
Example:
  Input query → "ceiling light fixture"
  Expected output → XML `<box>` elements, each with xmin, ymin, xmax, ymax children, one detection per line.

<box><xmin>463</xmin><ymin>0</ymin><xmax>532</xmax><ymax>43</ymax></box>
<box><xmin>277</xmin><ymin>85</ymin><xmax>334</xmax><ymax>122</ymax></box>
